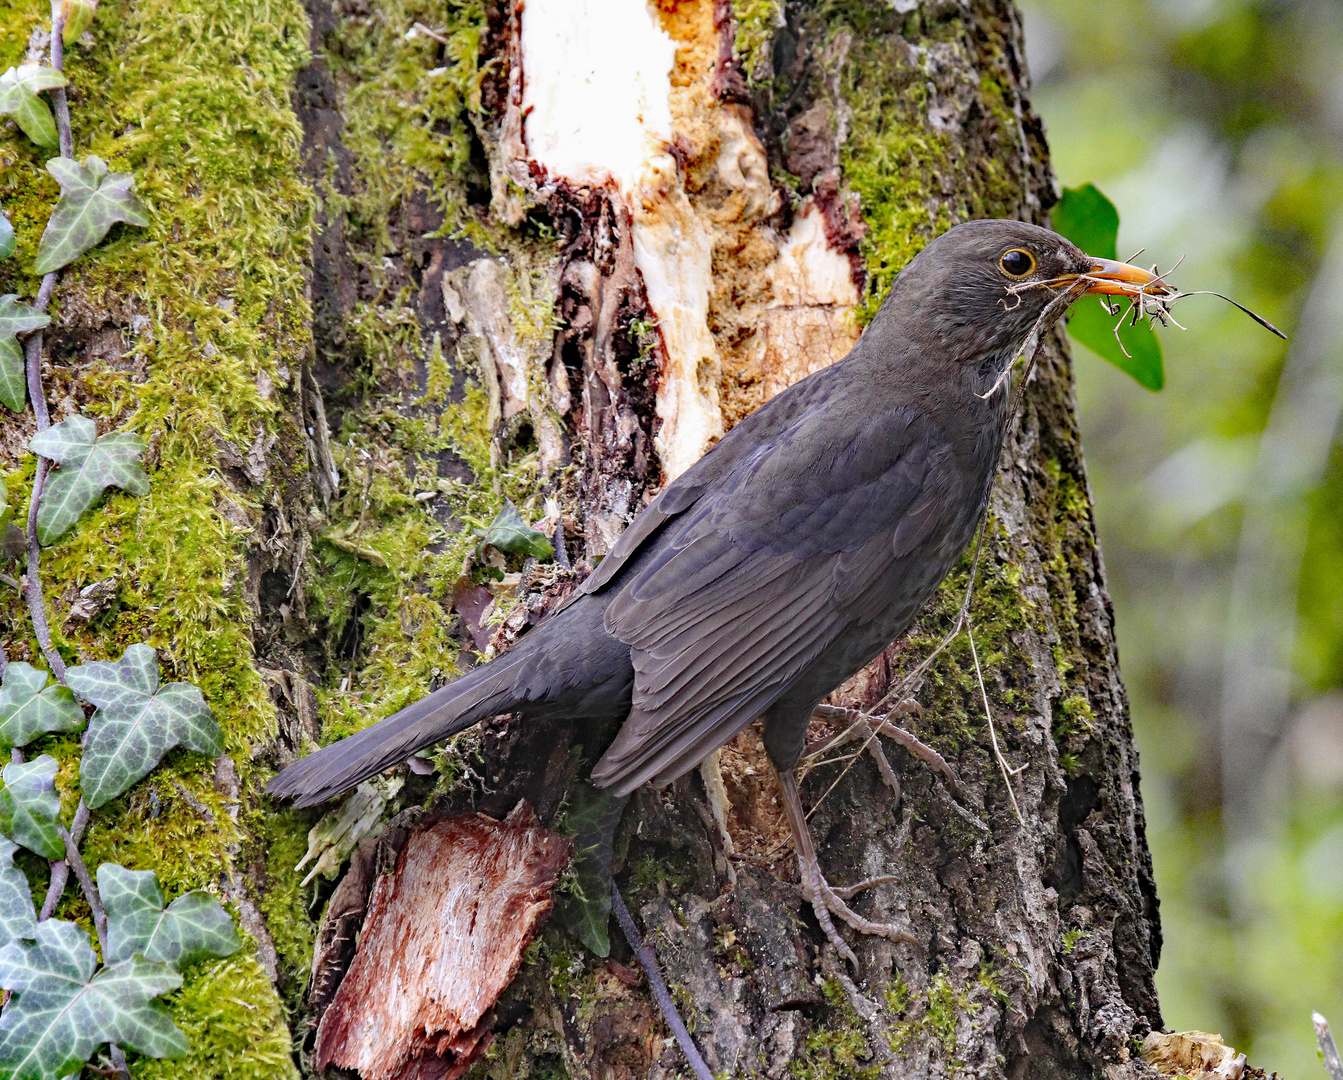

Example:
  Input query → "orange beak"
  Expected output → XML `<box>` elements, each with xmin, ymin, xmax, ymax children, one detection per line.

<box><xmin>1078</xmin><ymin>256</ymin><xmax>1173</xmax><ymax>298</ymax></box>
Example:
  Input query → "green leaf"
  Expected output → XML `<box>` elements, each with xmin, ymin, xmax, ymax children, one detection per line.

<box><xmin>33</xmin><ymin>156</ymin><xmax>148</xmax><ymax>276</ymax></box>
<box><xmin>0</xmin><ymin>757</ymin><xmax>63</xmax><ymax>861</ymax></box>
<box><xmin>551</xmin><ymin>784</ymin><xmax>628</xmax><ymax>957</ymax></box>
<box><xmin>0</xmin><ymin>295</ymin><xmax>48</xmax><ymax>414</ymax></box>
<box><xmin>0</xmin><ymin>919</ymin><xmax>186</xmax><ymax>1079</ymax></box>
<box><xmin>0</xmin><ymin>338</ymin><xmax>24</xmax><ymax>412</ymax></box>
<box><xmin>0</xmin><ymin>479</ymin><xmax>16</xmax><ymax>562</ymax></box>
<box><xmin>28</xmin><ymin>414</ymin><xmax>149</xmax><ymax>544</ymax></box>
<box><xmin>0</xmin><ymin>210</ymin><xmax>14</xmax><ymax>260</ymax></box>
<box><xmin>99</xmin><ymin>864</ymin><xmax>239</xmax><ymax>968</ymax></box>
<box><xmin>1066</xmin><ymin>297</ymin><xmax>1165</xmax><ymax>391</ymax></box>
<box><xmin>1053</xmin><ymin>183</ymin><xmax>1165</xmax><ymax>391</ymax></box>
<box><xmin>0</xmin><ymin>841</ymin><xmax>36</xmax><ymax>951</ymax></box>
<box><xmin>0</xmin><ymin>65</ymin><xmax>67</xmax><ymax>150</ymax></box>
<box><xmin>55</xmin><ymin>0</ymin><xmax>98</xmax><ymax>44</ymax></box>
<box><xmin>66</xmin><ymin>644</ymin><xmax>222</xmax><ymax>809</ymax></box>
<box><xmin>477</xmin><ymin>500</ymin><xmax>554</xmax><ymax>561</ymax></box>
<box><xmin>0</xmin><ymin>295</ymin><xmax>51</xmax><ymax>340</ymax></box>
<box><xmin>1052</xmin><ymin>183</ymin><xmax>1119</xmax><ymax>261</ymax></box>
<box><xmin>0</xmin><ymin>663</ymin><xmax>85</xmax><ymax>751</ymax></box>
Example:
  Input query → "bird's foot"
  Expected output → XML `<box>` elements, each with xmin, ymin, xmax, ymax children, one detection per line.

<box><xmin>775</xmin><ymin>766</ymin><xmax>916</xmax><ymax>967</ymax></box>
<box><xmin>807</xmin><ymin>703</ymin><xmax>960</xmax><ymax>800</ymax></box>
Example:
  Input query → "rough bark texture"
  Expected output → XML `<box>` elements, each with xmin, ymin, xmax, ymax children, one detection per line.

<box><xmin>0</xmin><ymin>0</ymin><xmax>1164</xmax><ymax>1077</ymax></box>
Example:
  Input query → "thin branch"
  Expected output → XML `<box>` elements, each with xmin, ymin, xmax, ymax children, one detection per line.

<box><xmin>19</xmin><ymin>5</ymin><xmax>74</xmax><ymax>682</ymax></box>
<box><xmin>1316</xmin><ymin>1013</ymin><xmax>1343</xmax><ymax>1080</ymax></box>
<box><xmin>23</xmin><ymin>456</ymin><xmax>64</xmax><ymax>680</ymax></box>
<box><xmin>106</xmin><ymin>1045</ymin><xmax>130</xmax><ymax>1080</ymax></box>
<box><xmin>47</xmin><ymin>11</ymin><xmax>74</xmax><ymax>161</ymax></box>
<box><xmin>610</xmin><ymin>883</ymin><xmax>715</xmax><ymax>1080</ymax></box>
<box><xmin>59</xmin><ymin>820</ymin><xmax>107</xmax><ymax>956</ymax></box>
<box><xmin>38</xmin><ymin>860</ymin><xmax>69</xmax><ymax>922</ymax></box>
<box><xmin>38</xmin><ymin>800</ymin><xmax>89</xmax><ymax>921</ymax></box>
<box><xmin>24</xmin><ymin>44</ymin><xmax>120</xmax><ymax>1080</ymax></box>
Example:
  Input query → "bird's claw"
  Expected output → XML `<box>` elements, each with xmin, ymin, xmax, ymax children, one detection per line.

<box><xmin>776</xmin><ymin>765</ymin><xmax>917</xmax><ymax>968</ymax></box>
<box><xmin>796</xmin><ymin>860</ymin><xmax>915</xmax><ymax>967</ymax></box>
<box><xmin>806</xmin><ymin>703</ymin><xmax>960</xmax><ymax>796</ymax></box>
<box><xmin>831</xmin><ymin>873</ymin><xmax>901</xmax><ymax>900</ymax></box>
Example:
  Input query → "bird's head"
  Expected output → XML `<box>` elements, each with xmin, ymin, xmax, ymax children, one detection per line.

<box><xmin>887</xmin><ymin>219</ymin><xmax>1171</xmax><ymax>381</ymax></box>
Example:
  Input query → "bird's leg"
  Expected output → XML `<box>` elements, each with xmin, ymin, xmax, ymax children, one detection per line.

<box><xmin>774</xmin><ymin>765</ymin><xmax>917</xmax><ymax>967</ymax></box>
<box><xmin>806</xmin><ymin>703</ymin><xmax>960</xmax><ymax>794</ymax></box>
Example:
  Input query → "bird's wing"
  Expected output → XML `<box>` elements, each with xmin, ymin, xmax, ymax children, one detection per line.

<box><xmin>575</xmin><ymin>363</ymin><xmax>844</xmax><ymax>600</ymax></box>
<box><xmin>589</xmin><ymin>400</ymin><xmax>965</xmax><ymax>794</ymax></box>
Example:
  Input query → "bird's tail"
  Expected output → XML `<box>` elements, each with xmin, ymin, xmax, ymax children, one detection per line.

<box><xmin>266</xmin><ymin>649</ymin><xmax>534</xmax><ymax>808</ymax></box>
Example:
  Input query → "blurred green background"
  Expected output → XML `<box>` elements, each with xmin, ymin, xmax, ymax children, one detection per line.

<box><xmin>1020</xmin><ymin>0</ymin><xmax>1343</xmax><ymax>1074</ymax></box>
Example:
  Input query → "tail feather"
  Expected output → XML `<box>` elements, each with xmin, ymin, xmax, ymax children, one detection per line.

<box><xmin>266</xmin><ymin>652</ymin><xmax>530</xmax><ymax>808</ymax></box>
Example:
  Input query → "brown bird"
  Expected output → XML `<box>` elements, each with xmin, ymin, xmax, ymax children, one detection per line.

<box><xmin>269</xmin><ymin>219</ymin><xmax>1166</xmax><ymax>960</ymax></box>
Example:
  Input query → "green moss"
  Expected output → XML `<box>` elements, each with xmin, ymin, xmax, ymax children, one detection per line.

<box><xmin>320</xmin><ymin>0</ymin><xmax>488</xmax><ymax>244</ymax></box>
<box><xmin>833</xmin><ymin>8</ymin><xmax>1026</xmax><ymax>323</ymax></box>
<box><xmin>255</xmin><ymin>807</ymin><xmax>317</xmax><ymax>997</ymax></box>
<box><xmin>885</xmin><ymin>971</ymin><xmax>978</xmax><ymax>1062</ymax></box>
<box><xmin>1055</xmin><ymin>693</ymin><xmax>1095</xmax><ymax>739</ymax></box>
<box><xmin>304</xmin><ymin>363</ymin><xmax>548</xmax><ymax>745</ymax></box>
<box><xmin>291</xmin><ymin>0</ymin><xmax>565</xmax><ymax>753</ymax></box>
<box><xmin>791</xmin><ymin>979</ymin><xmax>880</xmax><ymax>1080</ymax></box>
<box><xmin>0</xmin><ymin>0</ymin><xmax>320</xmax><ymax>1060</ymax></box>
<box><xmin>131</xmin><ymin>953</ymin><xmax>298</xmax><ymax>1080</ymax></box>
<box><xmin>733</xmin><ymin>0</ymin><xmax>783</xmax><ymax>83</ymax></box>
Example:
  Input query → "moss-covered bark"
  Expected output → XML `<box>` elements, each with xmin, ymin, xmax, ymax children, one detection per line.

<box><xmin>1</xmin><ymin>0</ymin><xmax>1162</xmax><ymax>1076</ymax></box>
<box><xmin>1</xmin><ymin>0</ymin><xmax>313</xmax><ymax>1074</ymax></box>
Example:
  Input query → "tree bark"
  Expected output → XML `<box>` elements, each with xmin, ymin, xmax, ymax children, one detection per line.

<box><xmin>0</xmin><ymin>0</ymin><xmax>1164</xmax><ymax>1076</ymax></box>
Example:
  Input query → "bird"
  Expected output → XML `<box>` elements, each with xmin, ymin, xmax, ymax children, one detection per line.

<box><xmin>268</xmin><ymin>219</ymin><xmax>1166</xmax><ymax>960</ymax></box>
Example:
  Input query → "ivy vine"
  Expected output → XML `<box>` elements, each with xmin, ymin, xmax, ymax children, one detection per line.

<box><xmin>0</xmin><ymin>4</ymin><xmax>241</xmax><ymax>1079</ymax></box>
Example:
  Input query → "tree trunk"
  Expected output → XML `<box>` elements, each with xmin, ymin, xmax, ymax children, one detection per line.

<box><xmin>0</xmin><ymin>0</ymin><xmax>1164</xmax><ymax>1076</ymax></box>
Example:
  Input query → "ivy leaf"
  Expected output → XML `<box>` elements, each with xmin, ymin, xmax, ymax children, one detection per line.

<box><xmin>33</xmin><ymin>156</ymin><xmax>148</xmax><ymax>276</ymax></box>
<box><xmin>0</xmin><ymin>295</ymin><xmax>47</xmax><ymax>411</ymax></box>
<box><xmin>1053</xmin><ymin>183</ymin><xmax>1165</xmax><ymax>391</ymax></box>
<box><xmin>0</xmin><ymin>919</ymin><xmax>186</xmax><ymax>1079</ymax></box>
<box><xmin>475</xmin><ymin>500</ymin><xmax>554</xmax><ymax>561</ymax></box>
<box><xmin>0</xmin><ymin>757</ymin><xmax>64</xmax><ymax>861</ymax></box>
<box><xmin>98</xmin><ymin>864</ymin><xmax>239</xmax><ymax>968</ymax></box>
<box><xmin>551</xmin><ymin>783</ymin><xmax>627</xmax><ymax>957</ymax></box>
<box><xmin>55</xmin><ymin>0</ymin><xmax>98</xmax><ymax>44</ymax></box>
<box><xmin>0</xmin><ymin>480</ymin><xmax>20</xmax><ymax>564</ymax></box>
<box><xmin>0</xmin><ymin>209</ymin><xmax>14</xmax><ymax>260</ymax></box>
<box><xmin>28</xmin><ymin>414</ymin><xmax>149</xmax><ymax>544</ymax></box>
<box><xmin>0</xmin><ymin>295</ymin><xmax>51</xmax><ymax>341</ymax></box>
<box><xmin>0</xmin><ymin>338</ymin><xmax>24</xmax><ymax>412</ymax></box>
<box><xmin>0</xmin><ymin>663</ymin><xmax>85</xmax><ymax>751</ymax></box>
<box><xmin>0</xmin><ymin>840</ymin><xmax>36</xmax><ymax>951</ymax></box>
<box><xmin>0</xmin><ymin>65</ymin><xmax>67</xmax><ymax>150</ymax></box>
<box><xmin>65</xmin><ymin>645</ymin><xmax>222</xmax><ymax>809</ymax></box>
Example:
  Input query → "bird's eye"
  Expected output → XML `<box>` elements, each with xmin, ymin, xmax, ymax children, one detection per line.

<box><xmin>999</xmin><ymin>249</ymin><xmax>1036</xmax><ymax>278</ymax></box>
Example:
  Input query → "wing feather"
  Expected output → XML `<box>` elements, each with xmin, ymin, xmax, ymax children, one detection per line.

<box><xmin>589</xmin><ymin>397</ymin><xmax>965</xmax><ymax>794</ymax></box>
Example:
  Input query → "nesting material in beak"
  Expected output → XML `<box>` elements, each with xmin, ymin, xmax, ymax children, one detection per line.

<box><xmin>1078</xmin><ymin>256</ymin><xmax>1175</xmax><ymax>298</ymax></box>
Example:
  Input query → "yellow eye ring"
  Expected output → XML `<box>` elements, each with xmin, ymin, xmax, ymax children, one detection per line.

<box><xmin>999</xmin><ymin>249</ymin><xmax>1036</xmax><ymax>278</ymax></box>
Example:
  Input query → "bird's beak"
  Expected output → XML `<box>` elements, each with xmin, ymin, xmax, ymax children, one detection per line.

<box><xmin>1076</xmin><ymin>256</ymin><xmax>1173</xmax><ymax>298</ymax></box>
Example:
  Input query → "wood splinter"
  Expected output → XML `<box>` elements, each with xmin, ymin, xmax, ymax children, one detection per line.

<box><xmin>313</xmin><ymin>804</ymin><xmax>572</xmax><ymax>1080</ymax></box>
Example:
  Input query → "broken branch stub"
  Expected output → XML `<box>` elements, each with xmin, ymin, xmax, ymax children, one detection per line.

<box><xmin>312</xmin><ymin>806</ymin><xmax>572</xmax><ymax>1080</ymax></box>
